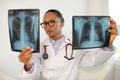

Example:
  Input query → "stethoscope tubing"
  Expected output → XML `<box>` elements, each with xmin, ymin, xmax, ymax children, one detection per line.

<box><xmin>43</xmin><ymin>43</ymin><xmax>74</xmax><ymax>60</ymax></box>
<box><xmin>64</xmin><ymin>43</ymin><xmax>74</xmax><ymax>60</ymax></box>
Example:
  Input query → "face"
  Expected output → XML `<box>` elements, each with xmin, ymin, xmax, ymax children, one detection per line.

<box><xmin>42</xmin><ymin>12</ymin><xmax>64</xmax><ymax>40</ymax></box>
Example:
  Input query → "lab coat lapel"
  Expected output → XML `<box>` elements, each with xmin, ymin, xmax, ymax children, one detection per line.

<box><xmin>43</xmin><ymin>37</ymin><xmax>56</xmax><ymax>69</ymax></box>
<box><xmin>56</xmin><ymin>37</ymin><xmax>72</xmax><ymax>57</ymax></box>
<box><xmin>43</xmin><ymin>37</ymin><xmax>55</xmax><ymax>56</ymax></box>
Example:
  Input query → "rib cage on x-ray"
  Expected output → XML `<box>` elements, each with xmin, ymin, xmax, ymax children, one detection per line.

<box><xmin>8</xmin><ymin>9</ymin><xmax>39</xmax><ymax>52</ymax></box>
<box><xmin>73</xmin><ymin>16</ymin><xmax>110</xmax><ymax>49</ymax></box>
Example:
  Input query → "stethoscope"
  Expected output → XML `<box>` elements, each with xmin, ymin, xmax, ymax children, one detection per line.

<box><xmin>42</xmin><ymin>43</ymin><xmax>74</xmax><ymax>60</ymax></box>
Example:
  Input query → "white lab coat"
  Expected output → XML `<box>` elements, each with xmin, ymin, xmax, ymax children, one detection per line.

<box><xmin>18</xmin><ymin>36</ymin><xmax>116</xmax><ymax>80</ymax></box>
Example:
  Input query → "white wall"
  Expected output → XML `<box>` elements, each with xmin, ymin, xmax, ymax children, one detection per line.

<box><xmin>88</xmin><ymin>0</ymin><xmax>109</xmax><ymax>15</ymax></box>
<box><xmin>0</xmin><ymin>0</ymin><xmax>90</xmax><ymax>79</ymax></box>
<box><xmin>109</xmin><ymin>0</ymin><xmax>120</xmax><ymax>25</ymax></box>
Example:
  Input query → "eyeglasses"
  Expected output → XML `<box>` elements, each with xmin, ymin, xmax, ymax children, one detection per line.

<box><xmin>40</xmin><ymin>20</ymin><xmax>61</xmax><ymax>28</ymax></box>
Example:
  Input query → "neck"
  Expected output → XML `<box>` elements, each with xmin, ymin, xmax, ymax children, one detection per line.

<box><xmin>50</xmin><ymin>33</ymin><xmax>63</xmax><ymax>41</ymax></box>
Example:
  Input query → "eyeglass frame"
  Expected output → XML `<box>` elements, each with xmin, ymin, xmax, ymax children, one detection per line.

<box><xmin>40</xmin><ymin>19</ymin><xmax>62</xmax><ymax>28</ymax></box>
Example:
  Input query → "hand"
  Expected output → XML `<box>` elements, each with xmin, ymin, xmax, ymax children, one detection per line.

<box><xmin>18</xmin><ymin>47</ymin><xmax>34</xmax><ymax>71</ymax></box>
<box><xmin>108</xmin><ymin>18</ymin><xmax>118</xmax><ymax>48</ymax></box>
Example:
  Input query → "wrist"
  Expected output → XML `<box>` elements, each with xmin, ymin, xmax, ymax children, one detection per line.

<box><xmin>108</xmin><ymin>42</ymin><xmax>113</xmax><ymax>49</ymax></box>
<box><xmin>24</xmin><ymin>63</ymin><xmax>32</xmax><ymax>71</ymax></box>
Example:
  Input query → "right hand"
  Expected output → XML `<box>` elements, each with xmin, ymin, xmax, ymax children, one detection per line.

<box><xmin>18</xmin><ymin>47</ymin><xmax>34</xmax><ymax>71</ymax></box>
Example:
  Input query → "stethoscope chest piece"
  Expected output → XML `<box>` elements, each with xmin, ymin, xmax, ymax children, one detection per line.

<box><xmin>42</xmin><ymin>53</ymin><xmax>48</xmax><ymax>59</ymax></box>
<box><xmin>43</xmin><ymin>45</ymin><xmax>48</xmax><ymax>59</ymax></box>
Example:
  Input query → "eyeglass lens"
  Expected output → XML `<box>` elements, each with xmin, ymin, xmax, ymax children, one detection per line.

<box><xmin>41</xmin><ymin>20</ymin><xmax>56</xmax><ymax>28</ymax></box>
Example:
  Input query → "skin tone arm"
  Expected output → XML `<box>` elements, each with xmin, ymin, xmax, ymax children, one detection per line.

<box><xmin>18</xmin><ymin>47</ymin><xmax>34</xmax><ymax>71</ymax></box>
<box><xmin>108</xmin><ymin>18</ymin><xmax>118</xmax><ymax>48</ymax></box>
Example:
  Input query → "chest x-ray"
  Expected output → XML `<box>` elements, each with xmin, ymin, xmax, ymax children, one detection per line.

<box><xmin>72</xmin><ymin>16</ymin><xmax>110</xmax><ymax>49</ymax></box>
<box><xmin>8</xmin><ymin>9</ymin><xmax>40</xmax><ymax>52</ymax></box>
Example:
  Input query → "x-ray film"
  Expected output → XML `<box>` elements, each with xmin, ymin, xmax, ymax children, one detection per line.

<box><xmin>8</xmin><ymin>9</ymin><xmax>40</xmax><ymax>52</ymax></box>
<box><xmin>72</xmin><ymin>16</ymin><xmax>110</xmax><ymax>49</ymax></box>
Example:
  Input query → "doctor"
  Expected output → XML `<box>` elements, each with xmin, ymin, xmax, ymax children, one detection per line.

<box><xmin>18</xmin><ymin>9</ymin><xmax>118</xmax><ymax>80</ymax></box>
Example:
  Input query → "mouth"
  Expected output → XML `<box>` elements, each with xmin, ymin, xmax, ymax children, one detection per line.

<box><xmin>47</xmin><ymin>30</ymin><xmax>53</xmax><ymax>34</ymax></box>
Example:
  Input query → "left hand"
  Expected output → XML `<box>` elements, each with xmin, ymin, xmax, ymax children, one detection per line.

<box><xmin>108</xmin><ymin>18</ymin><xmax>118</xmax><ymax>48</ymax></box>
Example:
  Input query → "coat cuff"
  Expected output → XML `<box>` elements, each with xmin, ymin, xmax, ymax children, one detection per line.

<box><xmin>102</xmin><ymin>45</ymin><xmax>115</xmax><ymax>52</ymax></box>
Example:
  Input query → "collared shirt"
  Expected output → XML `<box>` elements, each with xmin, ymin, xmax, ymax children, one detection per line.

<box><xmin>49</xmin><ymin>36</ymin><xmax>65</xmax><ymax>55</ymax></box>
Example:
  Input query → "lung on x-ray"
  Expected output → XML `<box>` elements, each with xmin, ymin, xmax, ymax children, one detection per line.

<box><xmin>72</xmin><ymin>16</ymin><xmax>110</xmax><ymax>49</ymax></box>
<box><xmin>8</xmin><ymin>9</ymin><xmax>40</xmax><ymax>52</ymax></box>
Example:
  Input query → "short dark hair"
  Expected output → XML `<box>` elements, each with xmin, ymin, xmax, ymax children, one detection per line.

<box><xmin>45</xmin><ymin>9</ymin><xmax>64</xmax><ymax>22</ymax></box>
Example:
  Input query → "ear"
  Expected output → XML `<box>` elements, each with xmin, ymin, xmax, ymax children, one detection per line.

<box><xmin>61</xmin><ymin>22</ymin><xmax>64</xmax><ymax>28</ymax></box>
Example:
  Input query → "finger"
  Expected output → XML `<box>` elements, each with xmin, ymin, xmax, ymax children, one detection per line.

<box><xmin>108</xmin><ymin>18</ymin><xmax>117</xmax><ymax>31</ymax></box>
<box><xmin>24</xmin><ymin>54</ymin><xmax>33</xmax><ymax>63</ymax></box>
<box><xmin>109</xmin><ymin>23</ymin><xmax>117</xmax><ymax>30</ymax></box>
<box><xmin>18</xmin><ymin>47</ymin><xmax>30</xmax><ymax>58</ymax></box>
<box><xmin>109</xmin><ymin>18</ymin><xmax>116</xmax><ymax>27</ymax></box>
<box><xmin>109</xmin><ymin>18</ymin><xmax>116</xmax><ymax>24</ymax></box>
<box><xmin>18</xmin><ymin>48</ymin><xmax>33</xmax><ymax>62</ymax></box>
<box><xmin>108</xmin><ymin>26</ymin><xmax>118</xmax><ymax>35</ymax></box>
<box><xmin>21</xmin><ymin>47</ymin><xmax>31</xmax><ymax>56</ymax></box>
<box><xmin>19</xmin><ymin>51</ymin><xmax>33</xmax><ymax>63</ymax></box>
<box><xmin>24</xmin><ymin>48</ymin><xmax>34</xmax><ymax>56</ymax></box>
<box><xmin>21</xmin><ymin>48</ymin><xmax>34</xmax><ymax>61</ymax></box>
<box><xmin>108</xmin><ymin>29</ymin><xmax>118</xmax><ymax>35</ymax></box>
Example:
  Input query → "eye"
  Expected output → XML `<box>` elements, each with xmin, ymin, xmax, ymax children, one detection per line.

<box><xmin>40</xmin><ymin>22</ymin><xmax>47</xmax><ymax>28</ymax></box>
<box><xmin>49</xmin><ymin>20</ymin><xmax>55</xmax><ymax>24</ymax></box>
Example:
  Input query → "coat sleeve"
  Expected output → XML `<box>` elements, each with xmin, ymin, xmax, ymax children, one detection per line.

<box><xmin>78</xmin><ymin>46</ymin><xmax>116</xmax><ymax>67</ymax></box>
<box><xmin>18</xmin><ymin>54</ymin><xmax>42</xmax><ymax>80</ymax></box>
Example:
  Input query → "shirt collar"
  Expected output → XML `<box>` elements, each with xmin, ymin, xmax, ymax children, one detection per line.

<box><xmin>43</xmin><ymin>35</ymin><xmax>71</xmax><ymax>45</ymax></box>
<box><xmin>49</xmin><ymin>35</ymin><xmax>65</xmax><ymax>45</ymax></box>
